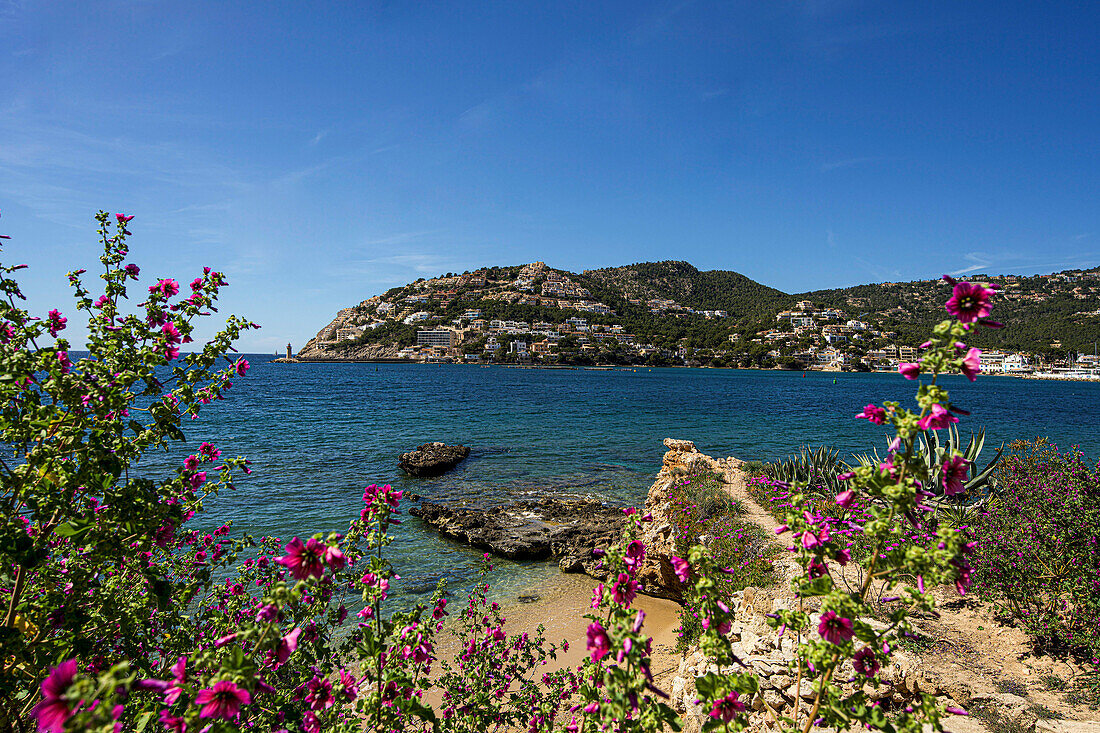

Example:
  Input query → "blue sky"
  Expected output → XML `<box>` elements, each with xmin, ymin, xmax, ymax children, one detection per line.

<box><xmin>1</xmin><ymin>1</ymin><xmax>1097</xmax><ymax>350</ymax></box>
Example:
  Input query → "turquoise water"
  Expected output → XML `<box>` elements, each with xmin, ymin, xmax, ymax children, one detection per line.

<box><xmin>181</xmin><ymin>361</ymin><xmax>1100</xmax><ymax>600</ymax></box>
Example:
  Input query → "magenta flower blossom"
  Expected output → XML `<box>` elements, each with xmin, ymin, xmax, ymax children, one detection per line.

<box><xmin>195</xmin><ymin>679</ymin><xmax>251</xmax><ymax>720</ymax></box>
<box><xmin>116</xmin><ymin>213</ymin><xmax>135</xmax><ymax>224</ymax></box>
<box><xmin>586</xmin><ymin>622</ymin><xmax>611</xmax><ymax>661</ymax></box>
<box><xmin>164</xmin><ymin>656</ymin><xmax>188</xmax><ymax>704</ymax></box>
<box><xmin>277</xmin><ymin>537</ymin><xmax>326</xmax><ymax>580</ymax></box>
<box><xmin>623</xmin><ymin>540</ymin><xmax>646</xmax><ymax>572</ymax></box>
<box><xmin>818</xmin><ymin>611</ymin><xmax>853</xmax><ymax>644</ymax></box>
<box><xmin>708</xmin><ymin>691</ymin><xmax>745</xmax><ymax>723</ymax></box>
<box><xmin>304</xmin><ymin>675</ymin><xmax>335</xmax><ymax>711</ymax></box>
<box><xmin>960</xmin><ymin>347</ymin><xmax>982</xmax><ymax>381</ymax></box>
<box><xmin>611</xmin><ymin>572</ymin><xmax>637</xmax><ymax>606</ymax></box>
<box><xmin>47</xmin><ymin>309</ymin><xmax>66</xmax><ymax>337</ymax></box>
<box><xmin>835</xmin><ymin>489</ymin><xmax>856</xmax><ymax>509</ymax></box>
<box><xmin>183</xmin><ymin>454</ymin><xmax>200</xmax><ymax>472</ymax></box>
<box><xmin>149</xmin><ymin>279</ymin><xmax>180</xmax><ymax>298</ymax></box>
<box><xmin>162</xmin><ymin>321</ymin><xmax>181</xmax><ymax>345</ymax></box>
<box><xmin>898</xmin><ymin>362</ymin><xmax>921</xmax><ymax>380</ymax></box>
<box><xmin>323</xmin><ymin>545</ymin><xmax>346</xmax><ymax>571</ymax></box>
<box><xmin>124</xmin><ymin>263</ymin><xmax>140</xmax><ymax>279</ymax></box>
<box><xmin>945</xmin><ymin>281</ymin><xmax>994</xmax><ymax>323</ymax></box>
<box><xmin>236</xmin><ymin>358</ymin><xmax>250</xmax><ymax>376</ymax></box>
<box><xmin>852</xmin><ymin>646</ymin><xmax>880</xmax><ymax>677</ymax></box>
<box><xmin>671</xmin><ymin>556</ymin><xmax>690</xmax><ymax>583</ymax></box>
<box><xmin>941</xmin><ymin>454</ymin><xmax>969</xmax><ymax>496</ymax></box>
<box><xmin>339</xmin><ymin>669</ymin><xmax>359</xmax><ymax>701</ymax></box>
<box><xmin>31</xmin><ymin>659</ymin><xmax>77</xmax><ymax>733</ymax></box>
<box><xmin>56</xmin><ymin>351</ymin><xmax>71</xmax><ymax>375</ymax></box>
<box><xmin>189</xmin><ymin>471</ymin><xmax>207</xmax><ymax>491</ymax></box>
<box><xmin>855</xmin><ymin>403</ymin><xmax>886</xmax><ymax>424</ymax></box>
<box><xmin>199</xmin><ymin>442</ymin><xmax>220</xmax><ymax>459</ymax></box>
<box><xmin>917</xmin><ymin>403</ymin><xmax>959</xmax><ymax>431</ymax></box>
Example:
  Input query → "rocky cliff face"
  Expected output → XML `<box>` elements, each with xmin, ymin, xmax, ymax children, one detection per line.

<box><xmin>634</xmin><ymin>438</ymin><xmax>753</xmax><ymax>601</ymax></box>
<box><xmin>295</xmin><ymin>304</ymin><xmax>407</xmax><ymax>360</ymax></box>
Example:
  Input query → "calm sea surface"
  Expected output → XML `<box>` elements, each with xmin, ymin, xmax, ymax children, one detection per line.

<box><xmin>173</xmin><ymin>361</ymin><xmax>1100</xmax><ymax>601</ymax></box>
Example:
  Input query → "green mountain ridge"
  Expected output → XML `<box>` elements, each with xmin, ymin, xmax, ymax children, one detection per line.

<box><xmin>301</xmin><ymin>259</ymin><xmax>1100</xmax><ymax>363</ymax></box>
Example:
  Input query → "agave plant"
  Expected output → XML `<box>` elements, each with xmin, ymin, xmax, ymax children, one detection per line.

<box><xmin>765</xmin><ymin>445</ymin><xmax>846</xmax><ymax>497</ymax></box>
<box><xmin>852</xmin><ymin>426</ymin><xmax>1003</xmax><ymax>520</ymax></box>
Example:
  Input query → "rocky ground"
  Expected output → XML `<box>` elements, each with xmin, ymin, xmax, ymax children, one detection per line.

<box><xmin>410</xmin><ymin>437</ymin><xmax>1099</xmax><ymax>731</ymax></box>
<box><xmin>652</xmin><ymin>439</ymin><xmax>1100</xmax><ymax>733</ymax></box>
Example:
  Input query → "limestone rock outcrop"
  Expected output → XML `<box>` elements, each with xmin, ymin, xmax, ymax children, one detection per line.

<box><xmin>399</xmin><ymin>443</ymin><xmax>471</xmax><ymax>477</ymax></box>
<box><xmin>409</xmin><ymin>498</ymin><xmax>626</xmax><ymax>562</ymax></box>
<box><xmin>633</xmin><ymin>438</ymin><xmax>752</xmax><ymax>601</ymax></box>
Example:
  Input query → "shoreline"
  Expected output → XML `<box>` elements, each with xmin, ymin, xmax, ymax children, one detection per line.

<box><xmin>491</xmin><ymin>570</ymin><xmax>685</xmax><ymax>691</ymax></box>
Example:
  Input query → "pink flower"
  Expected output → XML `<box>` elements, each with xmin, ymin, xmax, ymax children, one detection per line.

<box><xmin>623</xmin><ymin>540</ymin><xmax>646</xmax><ymax>572</ymax></box>
<box><xmin>918</xmin><ymin>403</ymin><xmax>959</xmax><ymax>431</ymax></box>
<box><xmin>149</xmin><ymin>279</ymin><xmax>180</xmax><ymax>298</ymax></box>
<box><xmin>158</xmin><ymin>710</ymin><xmax>186</xmax><ymax>732</ymax></box>
<box><xmin>304</xmin><ymin>675</ymin><xmax>335</xmax><ymax>711</ymax></box>
<box><xmin>189</xmin><ymin>472</ymin><xmax>207</xmax><ymax>490</ymax></box>
<box><xmin>835</xmin><ymin>489</ymin><xmax>856</xmax><ymax>509</ymax></box>
<box><xmin>236</xmin><ymin>358</ymin><xmax>250</xmax><ymax>376</ymax></box>
<box><xmin>116</xmin><ymin>213</ymin><xmax>135</xmax><ymax>224</ymax></box>
<box><xmin>611</xmin><ymin>572</ymin><xmax>637</xmax><ymax>606</ymax></box>
<box><xmin>941</xmin><ymin>454</ymin><xmax>969</xmax><ymax>496</ymax></box>
<box><xmin>124</xmin><ymin>263</ymin><xmax>140</xmax><ymax>279</ymax></box>
<box><xmin>818</xmin><ymin>611</ymin><xmax>853</xmax><ymax>644</ymax></box>
<box><xmin>945</xmin><ymin>281</ymin><xmax>994</xmax><ymax>323</ymax></box>
<box><xmin>671</xmin><ymin>556</ymin><xmax>690</xmax><ymax>583</ymax></box>
<box><xmin>586</xmin><ymin>622</ymin><xmax>611</xmax><ymax>661</ymax></box>
<box><xmin>898</xmin><ymin>362</ymin><xmax>921</xmax><ymax>380</ymax></box>
<box><xmin>162</xmin><ymin>321</ymin><xmax>181</xmax><ymax>345</ymax></box>
<box><xmin>195</xmin><ymin>679</ymin><xmax>251</xmax><ymax>720</ymax></box>
<box><xmin>277</xmin><ymin>537</ymin><xmax>325</xmax><ymax>580</ymax></box>
<box><xmin>183</xmin><ymin>455</ymin><xmax>200</xmax><ymax>472</ymax></box>
<box><xmin>271</xmin><ymin>627</ymin><xmax>301</xmax><ymax>668</ymax></box>
<box><xmin>47</xmin><ymin>309</ymin><xmax>66</xmax><ymax>337</ymax></box>
<box><xmin>708</xmin><ymin>691</ymin><xmax>745</xmax><ymax>723</ymax></box>
<box><xmin>855</xmin><ymin>403</ymin><xmax>886</xmax><ymax>424</ymax></box>
<box><xmin>199</xmin><ymin>442</ymin><xmax>220</xmax><ymax>459</ymax></box>
<box><xmin>960</xmin><ymin>347</ymin><xmax>982</xmax><ymax>382</ymax></box>
<box><xmin>323</xmin><ymin>545</ymin><xmax>346</xmax><ymax>571</ymax></box>
<box><xmin>852</xmin><ymin>646</ymin><xmax>880</xmax><ymax>677</ymax></box>
<box><xmin>338</xmin><ymin>669</ymin><xmax>358</xmax><ymax>701</ymax></box>
<box><xmin>31</xmin><ymin>659</ymin><xmax>77</xmax><ymax>732</ymax></box>
<box><xmin>56</xmin><ymin>351</ymin><xmax>71</xmax><ymax>375</ymax></box>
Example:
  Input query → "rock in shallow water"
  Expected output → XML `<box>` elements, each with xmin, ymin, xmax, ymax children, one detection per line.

<box><xmin>409</xmin><ymin>498</ymin><xmax>626</xmax><ymax>565</ymax></box>
<box><xmin>399</xmin><ymin>442</ymin><xmax>471</xmax><ymax>477</ymax></box>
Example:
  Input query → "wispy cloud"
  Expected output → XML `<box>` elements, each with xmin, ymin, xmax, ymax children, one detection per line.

<box><xmin>949</xmin><ymin>252</ymin><xmax>996</xmax><ymax>276</ymax></box>
<box><xmin>360</xmin><ymin>230</ymin><xmax>446</xmax><ymax>247</ymax></box>
<box><xmin>309</xmin><ymin>130</ymin><xmax>329</xmax><ymax>146</ymax></box>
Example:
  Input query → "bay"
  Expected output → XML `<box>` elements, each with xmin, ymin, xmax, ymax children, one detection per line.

<box><xmin>185</xmin><ymin>361</ymin><xmax>1100</xmax><ymax>600</ymax></box>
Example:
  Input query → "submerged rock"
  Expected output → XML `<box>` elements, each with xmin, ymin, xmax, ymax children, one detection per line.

<box><xmin>399</xmin><ymin>442</ymin><xmax>471</xmax><ymax>477</ymax></box>
<box><xmin>409</xmin><ymin>498</ymin><xmax>626</xmax><ymax>567</ymax></box>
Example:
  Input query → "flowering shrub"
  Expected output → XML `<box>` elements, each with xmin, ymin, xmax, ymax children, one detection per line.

<box><xmin>684</xmin><ymin>276</ymin><xmax>995</xmax><ymax>732</ymax></box>
<box><xmin>0</xmin><ymin>216</ymin><xmax>576</xmax><ymax>733</ymax></box>
<box><xmin>667</xmin><ymin>474</ymin><xmax>775</xmax><ymax>647</ymax></box>
<box><xmin>0</xmin><ymin>212</ymin><xmax>999</xmax><ymax>733</ymax></box>
<box><xmin>971</xmin><ymin>438</ymin><xmax>1100</xmax><ymax>663</ymax></box>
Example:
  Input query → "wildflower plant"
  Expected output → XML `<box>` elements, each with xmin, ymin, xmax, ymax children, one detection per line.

<box><xmin>685</xmin><ymin>276</ymin><xmax>996</xmax><ymax>733</ymax></box>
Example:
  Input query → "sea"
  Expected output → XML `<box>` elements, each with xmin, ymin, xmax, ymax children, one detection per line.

<box><xmin>167</xmin><ymin>360</ymin><xmax>1100</xmax><ymax>603</ymax></box>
